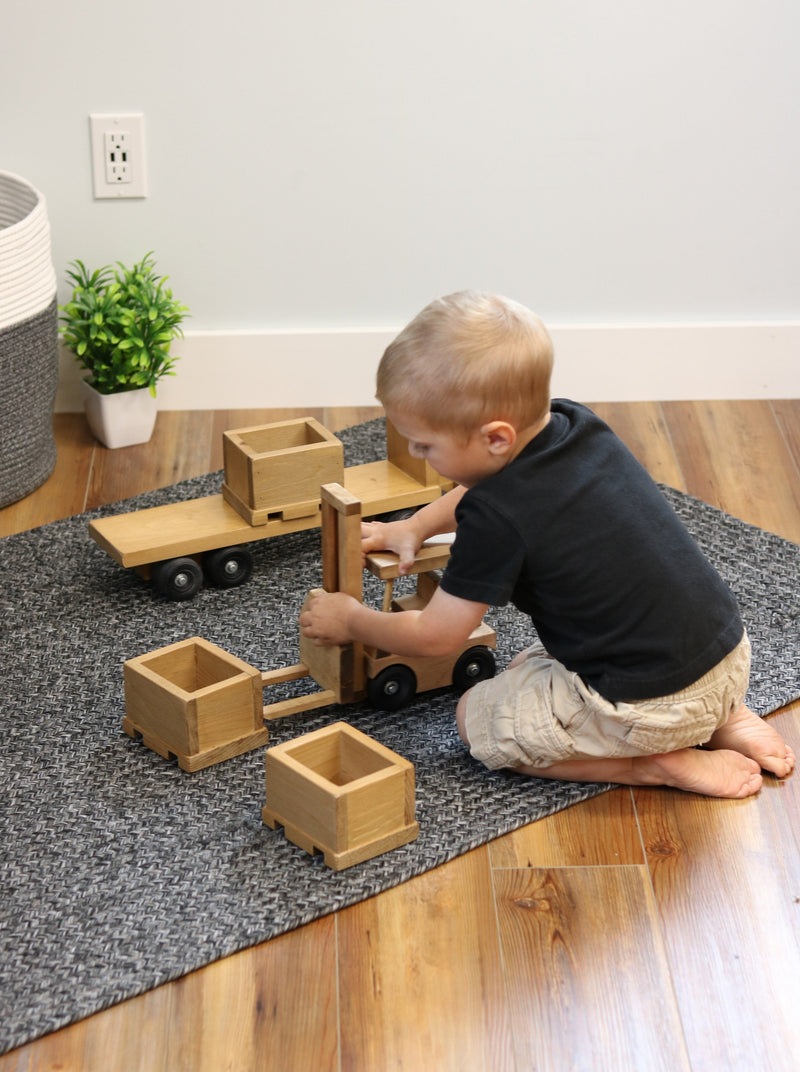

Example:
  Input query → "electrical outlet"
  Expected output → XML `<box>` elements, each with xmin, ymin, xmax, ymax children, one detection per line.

<box><xmin>89</xmin><ymin>113</ymin><xmax>147</xmax><ymax>199</ymax></box>
<box><xmin>104</xmin><ymin>130</ymin><xmax>131</xmax><ymax>184</ymax></box>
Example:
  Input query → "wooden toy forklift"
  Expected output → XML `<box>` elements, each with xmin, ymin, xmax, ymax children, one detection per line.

<box><xmin>259</xmin><ymin>481</ymin><xmax>498</xmax><ymax>718</ymax></box>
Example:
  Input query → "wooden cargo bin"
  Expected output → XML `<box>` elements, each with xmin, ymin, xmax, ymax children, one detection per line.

<box><xmin>262</xmin><ymin>721</ymin><xmax>419</xmax><ymax>870</ymax></box>
<box><xmin>123</xmin><ymin>636</ymin><xmax>269</xmax><ymax>771</ymax></box>
<box><xmin>222</xmin><ymin>416</ymin><xmax>344</xmax><ymax>524</ymax></box>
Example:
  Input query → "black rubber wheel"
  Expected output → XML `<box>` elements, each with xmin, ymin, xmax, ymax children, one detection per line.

<box><xmin>452</xmin><ymin>646</ymin><xmax>496</xmax><ymax>691</ymax></box>
<box><xmin>367</xmin><ymin>664</ymin><xmax>418</xmax><ymax>712</ymax></box>
<box><xmin>151</xmin><ymin>557</ymin><xmax>203</xmax><ymax>601</ymax></box>
<box><xmin>203</xmin><ymin>545</ymin><xmax>253</xmax><ymax>588</ymax></box>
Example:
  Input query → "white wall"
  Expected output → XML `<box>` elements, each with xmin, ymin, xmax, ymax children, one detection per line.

<box><xmin>2</xmin><ymin>0</ymin><xmax>798</xmax><ymax>406</ymax></box>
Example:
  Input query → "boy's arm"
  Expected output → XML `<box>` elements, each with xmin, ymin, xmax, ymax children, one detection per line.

<box><xmin>361</xmin><ymin>485</ymin><xmax>467</xmax><ymax>574</ymax></box>
<box><xmin>299</xmin><ymin>583</ymin><xmax>487</xmax><ymax>659</ymax></box>
<box><xmin>404</xmin><ymin>484</ymin><xmax>466</xmax><ymax>540</ymax></box>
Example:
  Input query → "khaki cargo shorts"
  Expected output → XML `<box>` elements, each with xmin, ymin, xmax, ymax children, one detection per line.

<box><xmin>462</xmin><ymin>632</ymin><xmax>751</xmax><ymax>771</ymax></box>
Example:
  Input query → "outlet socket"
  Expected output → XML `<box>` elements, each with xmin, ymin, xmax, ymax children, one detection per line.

<box><xmin>90</xmin><ymin>113</ymin><xmax>147</xmax><ymax>199</ymax></box>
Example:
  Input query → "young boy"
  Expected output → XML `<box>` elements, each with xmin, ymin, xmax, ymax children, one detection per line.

<box><xmin>300</xmin><ymin>291</ymin><xmax>794</xmax><ymax>798</ymax></box>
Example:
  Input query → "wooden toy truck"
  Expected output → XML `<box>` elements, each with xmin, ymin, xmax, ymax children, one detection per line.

<box><xmin>123</xmin><ymin>482</ymin><xmax>497</xmax><ymax>770</ymax></box>
<box><xmin>89</xmin><ymin>416</ymin><xmax>448</xmax><ymax>600</ymax></box>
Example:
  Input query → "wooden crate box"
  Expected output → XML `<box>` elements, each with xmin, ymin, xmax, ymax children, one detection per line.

<box><xmin>262</xmin><ymin>722</ymin><xmax>419</xmax><ymax>870</ymax></box>
<box><xmin>123</xmin><ymin>637</ymin><xmax>269</xmax><ymax>771</ymax></box>
<box><xmin>222</xmin><ymin>417</ymin><xmax>344</xmax><ymax>524</ymax></box>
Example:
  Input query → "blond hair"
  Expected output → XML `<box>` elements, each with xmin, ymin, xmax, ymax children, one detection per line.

<box><xmin>376</xmin><ymin>291</ymin><xmax>553</xmax><ymax>437</ymax></box>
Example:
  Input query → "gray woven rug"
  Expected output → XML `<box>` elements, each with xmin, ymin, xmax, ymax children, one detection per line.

<box><xmin>1</xmin><ymin>418</ymin><xmax>798</xmax><ymax>1055</ymax></box>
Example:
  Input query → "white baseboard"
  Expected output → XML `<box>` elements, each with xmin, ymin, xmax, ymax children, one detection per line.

<box><xmin>54</xmin><ymin>322</ymin><xmax>799</xmax><ymax>412</ymax></box>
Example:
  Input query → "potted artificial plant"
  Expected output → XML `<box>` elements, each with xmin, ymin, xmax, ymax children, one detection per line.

<box><xmin>59</xmin><ymin>252</ymin><xmax>189</xmax><ymax>448</ymax></box>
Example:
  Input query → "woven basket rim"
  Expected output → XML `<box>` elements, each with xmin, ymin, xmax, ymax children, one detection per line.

<box><xmin>0</xmin><ymin>172</ymin><xmax>56</xmax><ymax>331</ymax></box>
<box><xmin>0</xmin><ymin>170</ymin><xmax>45</xmax><ymax>235</ymax></box>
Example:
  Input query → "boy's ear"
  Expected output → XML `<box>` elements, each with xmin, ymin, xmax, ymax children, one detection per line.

<box><xmin>480</xmin><ymin>420</ymin><xmax>517</xmax><ymax>455</ymax></box>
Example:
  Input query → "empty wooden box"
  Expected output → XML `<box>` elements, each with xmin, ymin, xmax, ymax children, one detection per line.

<box><xmin>262</xmin><ymin>721</ymin><xmax>419</xmax><ymax>870</ymax></box>
<box><xmin>123</xmin><ymin>636</ymin><xmax>269</xmax><ymax>771</ymax></box>
<box><xmin>222</xmin><ymin>416</ymin><xmax>344</xmax><ymax>524</ymax></box>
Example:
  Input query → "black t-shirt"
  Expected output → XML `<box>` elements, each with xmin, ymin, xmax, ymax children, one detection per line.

<box><xmin>439</xmin><ymin>399</ymin><xmax>743</xmax><ymax>702</ymax></box>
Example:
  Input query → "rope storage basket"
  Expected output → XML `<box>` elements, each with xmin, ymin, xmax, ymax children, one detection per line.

<box><xmin>0</xmin><ymin>171</ymin><xmax>58</xmax><ymax>508</ymax></box>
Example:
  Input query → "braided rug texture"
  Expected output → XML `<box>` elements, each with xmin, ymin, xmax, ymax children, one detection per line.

<box><xmin>0</xmin><ymin>418</ymin><xmax>798</xmax><ymax>1054</ymax></box>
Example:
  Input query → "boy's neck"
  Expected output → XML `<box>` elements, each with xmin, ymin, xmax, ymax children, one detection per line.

<box><xmin>507</xmin><ymin>410</ymin><xmax>551</xmax><ymax>463</ymax></box>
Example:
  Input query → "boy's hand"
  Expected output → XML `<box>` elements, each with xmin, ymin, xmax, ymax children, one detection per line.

<box><xmin>299</xmin><ymin>590</ymin><xmax>359</xmax><ymax>646</ymax></box>
<box><xmin>361</xmin><ymin>519</ymin><xmax>421</xmax><ymax>575</ymax></box>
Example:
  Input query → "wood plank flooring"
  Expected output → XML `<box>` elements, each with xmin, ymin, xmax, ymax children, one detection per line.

<box><xmin>1</xmin><ymin>401</ymin><xmax>798</xmax><ymax>1072</ymax></box>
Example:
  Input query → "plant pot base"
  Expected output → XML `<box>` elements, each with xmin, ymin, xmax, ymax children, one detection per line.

<box><xmin>82</xmin><ymin>381</ymin><xmax>158</xmax><ymax>449</ymax></box>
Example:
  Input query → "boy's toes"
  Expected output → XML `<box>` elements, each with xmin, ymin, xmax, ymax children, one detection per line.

<box><xmin>762</xmin><ymin>746</ymin><xmax>794</xmax><ymax>779</ymax></box>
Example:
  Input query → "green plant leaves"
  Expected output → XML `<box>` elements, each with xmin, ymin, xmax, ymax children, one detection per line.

<box><xmin>58</xmin><ymin>252</ymin><xmax>189</xmax><ymax>396</ymax></box>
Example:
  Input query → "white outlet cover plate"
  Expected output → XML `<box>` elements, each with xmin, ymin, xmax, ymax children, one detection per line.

<box><xmin>89</xmin><ymin>113</ymin><xmax>147</xmax><ymax>199</ymax></box>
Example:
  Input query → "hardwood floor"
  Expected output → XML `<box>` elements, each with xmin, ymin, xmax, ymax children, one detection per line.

<box><xmin>1</xmin><ymin>401</ymin><xmax>798</xmax><ymax>1071</ymax></box>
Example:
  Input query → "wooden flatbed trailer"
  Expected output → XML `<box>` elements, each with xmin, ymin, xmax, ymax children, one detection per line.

<box><xmin>89</xmin><ymin>416</ymin><xmax>448</xmax><ymax>599</ymax></box>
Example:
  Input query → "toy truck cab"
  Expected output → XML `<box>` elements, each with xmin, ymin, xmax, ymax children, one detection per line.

<box><xmin>294</xmin><ymin>483</ymin><xmax>496</xmax><ymax>714</ymax></box>
<box><xmin>361</xmin><ymin>544</ymin><xmax>497</xmax><ymax>710</ymax></box>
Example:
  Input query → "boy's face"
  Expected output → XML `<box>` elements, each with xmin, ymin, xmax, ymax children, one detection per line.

<box><xmin>386</xmin><ymin>408</ymin><xmax>503</xmax><ymax>488</ymax></box>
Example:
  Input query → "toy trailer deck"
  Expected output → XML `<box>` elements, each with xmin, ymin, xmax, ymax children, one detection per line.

<box><xmin>88</xmin><ymin>416</ymin><xmax>448</xmax><ymax>599</ymax></box>
<box><xmin>88</xmin><ymin>460</ymin><xmax>440</xmax><ymax>570</ymax></box>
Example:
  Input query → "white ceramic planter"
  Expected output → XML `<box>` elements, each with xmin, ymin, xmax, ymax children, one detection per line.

<box><xmin>82</xmin><ymin>380</ymin><xmax>158</xmax><ymax>449</ymax></box>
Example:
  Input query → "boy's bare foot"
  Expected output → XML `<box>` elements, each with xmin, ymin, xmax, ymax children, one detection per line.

<box><xmin>641</xmin><ymin>748</ymin><xmax>763</xmax><ymax>798</ymax></box>
<box><xmin>524</xmin><ymin>747</ymin><xmax>764</xmax><ymax>798</ymax></box>
<box><xmin>706</xmin><ymin>704</ymin><xmax>795</xmax><ymax>778</ymax></box>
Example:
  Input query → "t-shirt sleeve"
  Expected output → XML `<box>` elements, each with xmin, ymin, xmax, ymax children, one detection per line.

<box><xmin>438</xmin><ymin>492</ymin><xmax>527</xmax><ymax>607</ymax></box>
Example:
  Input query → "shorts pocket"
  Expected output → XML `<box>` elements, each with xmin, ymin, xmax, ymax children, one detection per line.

<box><xmin>624</xmin><ymin>698</ymin><xmax>721</xmax><ymax>755</ymax></box>
<box><xmin>512</xmin><ymin>672</ymin><xmax>584</xmax><ymax>766</ymax></box>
